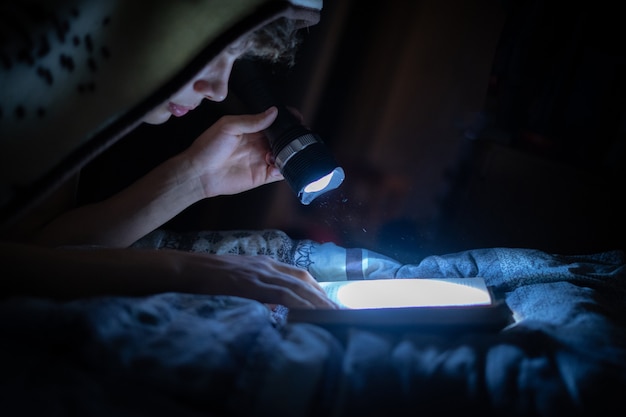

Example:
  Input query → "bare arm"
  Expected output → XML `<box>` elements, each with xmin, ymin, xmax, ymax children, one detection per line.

<box><xmin>34</xmin><ymin>108</ymin><xmax>282</xmax><ymax>248</ymax></box>
<box><xmin>1</xmin><ymin>241</ymin><xmax>336</xmax><ymax>309</ymax></box>
<box><xmin>33</xmin><ymin>153</ymin><xmax>205</xmax><ymax>248</ymax></box>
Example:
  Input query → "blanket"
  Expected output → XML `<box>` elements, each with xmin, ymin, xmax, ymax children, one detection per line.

<box><xmin>1</xmin><ymin>229</ymin><xmax>625</xmax><ymax>417</ymax></box>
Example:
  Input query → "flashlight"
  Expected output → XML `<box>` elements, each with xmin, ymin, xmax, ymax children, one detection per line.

<box><xmin>230</xmin><ymin>59</ymin><xmax>345</xmax><ymax>205</ymax></box>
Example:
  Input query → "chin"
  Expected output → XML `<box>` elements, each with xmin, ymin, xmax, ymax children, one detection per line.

<box><xmin>142</xmin><ymin>109</ymin><xmax>172</xmax><ymax>125</ymax></box>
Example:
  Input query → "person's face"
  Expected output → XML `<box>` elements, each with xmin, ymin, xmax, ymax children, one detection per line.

<box><xmin>141</xmin><ymin>37</ymin><xmax>251</xmax><ymax>125</ymax></box>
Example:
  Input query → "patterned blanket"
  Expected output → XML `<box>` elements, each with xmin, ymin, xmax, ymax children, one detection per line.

<box><xmin>1</xmin><ymin>229</ymin><xmax>625</xmax><ymax>416</ymax></box>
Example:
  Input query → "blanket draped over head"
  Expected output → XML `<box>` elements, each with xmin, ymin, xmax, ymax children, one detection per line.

<box><xmin>3</xmin><ymin>2</ymin><xmax>626</xmax><ymax>416</ymax></box>
<box><xmin>0</xmin><ymin>0</ymin><xmax>322</xmax><ymax>231</ymax></box>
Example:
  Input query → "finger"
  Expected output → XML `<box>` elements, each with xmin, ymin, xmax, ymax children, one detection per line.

<box><xmin>271</xmin><ymin>285</ymin><xmax>336</xmax><ymax>310</ymax></box>
<box><xmin>266</xmin><ymin>166</ymin><xmax>283</xmax><ymax>181</ymax></box>
<box><xmin>222</xmin><ymin>107</ymin><xmax>278</xmax><ymax>136</ymax></box>
<box><xmin>260</xmin><ymin>275</ymin><xmax>338</xmax><ymax>310</ymax></box>
<box><xmin>269</xmin><ymin>272</ymin><xmax>337</xmax><ymax>309</ymax></box>
<box><xmin>252</xmin><ymin>282</ymin><xmax>318</xmax><ymax>309</ymax></box>
<box><xmin>274</xmin><ymin>263</ymin><xmax>326</xmax><ymax>294</ymax></box>
<box><xmin>262</xmin><ymin>152</ymin><xmax>281</xmax><ymax>178</ymax></box>
<box><xmin>291</xmin><ymin>285</ymin><xmax>338</xmax><ymax>309</ymax></box>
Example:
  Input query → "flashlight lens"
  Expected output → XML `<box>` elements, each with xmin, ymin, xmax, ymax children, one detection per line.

<box><xmin>304</xmin><ymin>172</ymin><xmax>334</xmax><ymax>193</ymax></box>
<box><xmin>278</xmin><ymin>137</ymin><xmax>344</xmax><ymax>205</ymax></box>
<box><xmin>298</xmin><ymin>167</ymin><xmax>345</xmax><ymax>205</ymax></box>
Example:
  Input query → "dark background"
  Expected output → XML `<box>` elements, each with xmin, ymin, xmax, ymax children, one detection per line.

<box><xmin>81</xmin><ymin>0</ymin><xmax>626</xmax><ymax>263</ymax></box>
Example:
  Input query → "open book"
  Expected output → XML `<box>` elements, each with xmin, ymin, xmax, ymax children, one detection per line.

<box><xmin>288</xmin><ymin>278</ymin><xmax>512</xmax><ymax>331</ymax></box>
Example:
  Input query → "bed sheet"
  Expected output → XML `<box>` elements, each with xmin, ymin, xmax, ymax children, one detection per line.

<box><xmin>1</xmin><ymin>230</ymin><xmax>625</xmax><ymax>417</ymax></box>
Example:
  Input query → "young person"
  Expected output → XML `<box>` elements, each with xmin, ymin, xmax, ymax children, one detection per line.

<box><xmin>0</xmin><ymin>0</ymin><xmax>336</xmax><ymax>309</ymax></box>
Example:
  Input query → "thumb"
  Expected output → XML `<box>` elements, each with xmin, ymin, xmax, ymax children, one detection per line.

<box><xmin>224</xmin><ymin>106</ymin><xmax>278</xmax><ymax>135</ymax></box>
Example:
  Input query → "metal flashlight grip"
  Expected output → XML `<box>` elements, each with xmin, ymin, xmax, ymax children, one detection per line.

<box><xmin>230</xmin><ymin>59</ymin><xmax>344</xmax><ymax>205</ymax></box>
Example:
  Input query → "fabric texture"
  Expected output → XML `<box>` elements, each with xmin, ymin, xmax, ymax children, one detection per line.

<box><xmin>2</xmin><ymin>229</ymin><xmax>624</xmax><ymax>416</ymax></box>
<box><xmin>0</xmin><ymin>0</ymin><xmax>322</xmax><ymax>229</ymax></box>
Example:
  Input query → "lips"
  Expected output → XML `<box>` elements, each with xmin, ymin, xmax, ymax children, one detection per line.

<box><xmin>168</xmin><ymin>102</ymin><xmax>193</xmax><ymax>117</ymax></box>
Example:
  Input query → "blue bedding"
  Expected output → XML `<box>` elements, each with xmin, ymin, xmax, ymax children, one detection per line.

<box><xmin>1</xmin><ymin>230</ymin><xmax>625</xmax><ymax>416</ymax></box>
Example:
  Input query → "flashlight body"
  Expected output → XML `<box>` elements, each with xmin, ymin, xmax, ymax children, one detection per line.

<box><xmin>230</xmin><ymin>59</ymin><xmax>344</xmax><ymax>204</ymax></box>
<box><xmin>229</xmin><ymin>59</ymin><xmax>310</xmax><ymax>162</ymax></box>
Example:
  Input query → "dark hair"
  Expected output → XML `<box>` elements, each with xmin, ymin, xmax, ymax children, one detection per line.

<box><xmin>244</xmin><ymin>17</ymin><xmax>303</xmax><ymax>67</ymax></box>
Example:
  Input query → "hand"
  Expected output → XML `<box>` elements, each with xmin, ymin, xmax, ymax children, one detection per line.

<box><xmin>2</xmin><ymin>242</ymin><xmax>338</xmax><ymax>309</ymax></box>
<box><xmin>185</xmin><ymin>106</ymin><xmax>283</xmax><ymax>198</ymax></box>
<box><xmin>176</xmin><ymin>252</ymin><xmax>338</xmax><ymax>309</ymax></box>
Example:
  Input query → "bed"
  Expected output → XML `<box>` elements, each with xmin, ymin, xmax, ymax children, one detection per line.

<box><xmin>2</xmin><ymin>229</ymin><xmax>625</xmax><ymax>416</ymax></box>
<box><xmin>2</xmin><ymin>1</ymin><xmax>625</xmax><ymax>415</ymax></box>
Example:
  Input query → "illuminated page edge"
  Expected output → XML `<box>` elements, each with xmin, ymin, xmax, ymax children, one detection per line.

<box><xmin>320</xmin><ymin>278</ymin><xmax>493</xmax><ymax>309</ymax></box>
<box><xmin>287</xmin><ymin>277</ymin><xmax>512</xmax><ymax>331</ymax></box>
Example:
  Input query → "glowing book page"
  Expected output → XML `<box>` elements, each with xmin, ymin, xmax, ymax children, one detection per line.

<box><xmin>288</xmin><ymin>277</ymin><xmax>511</xmax><ymax>330</ymax></box>
<box><xmin>320</xmin><ymin>278</ymin><xmax>493</xmax><ymax>309</ymax></box>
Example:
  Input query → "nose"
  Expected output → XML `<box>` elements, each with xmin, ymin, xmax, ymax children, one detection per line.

<box><xmin>192</xmin><ymin>52</ymin><xmax>239</xmax><ymax>102</ymax></box>
<box><xmin>193</xmin><ymin>77</ymin><xmax>228</xmax><ymax>102</ymax></box>
<box><xmin>193</xmin><ymin>58</ymin><xmax>232</xmax><ymax>102</ymax></box>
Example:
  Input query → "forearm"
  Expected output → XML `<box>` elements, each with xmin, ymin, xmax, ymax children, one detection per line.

<box><xmin>34</xmin><ymin>154</ymin><xmax>205</xmax><ymax>248</ymax></box>
<box><xmin>1</xmin><ymin>242</ymin><xmax>192</xmax><ymax>299</ymax></box>
<box><xmin>32</xmin><ymin>109</ymin><xmax>283</xmax><ymax>248</ymax></box>
<box><xmin>1</xmin><ymin>241</ymin><xmax>336</xmax><ymax>309</ymax></box>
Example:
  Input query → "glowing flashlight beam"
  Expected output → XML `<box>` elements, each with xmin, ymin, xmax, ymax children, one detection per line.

<box><xmin>303</xmin><ymin>172</ymin><xmax>334</xmax><ymax>193</ymax></box>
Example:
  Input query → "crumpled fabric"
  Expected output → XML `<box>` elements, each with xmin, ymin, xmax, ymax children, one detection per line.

<box><xmin>1</xmin><ymin>229</ymin><xmax>625</xmax><ymax>417</ymax></box>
